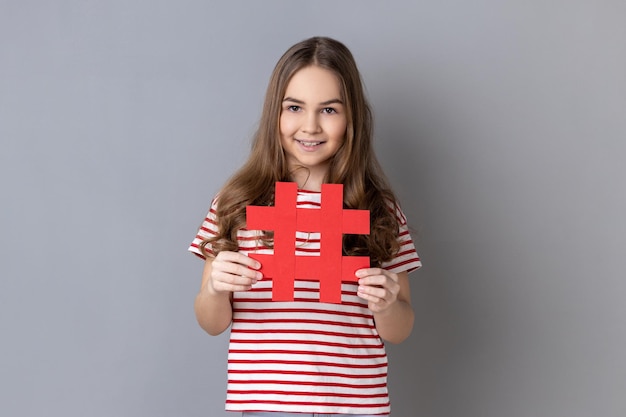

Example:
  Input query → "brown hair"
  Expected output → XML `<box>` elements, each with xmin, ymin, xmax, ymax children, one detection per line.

<box><xmin>201</xmin><ymin>36</ymin><xmax>400</xmax><ymax>266</ymax></box>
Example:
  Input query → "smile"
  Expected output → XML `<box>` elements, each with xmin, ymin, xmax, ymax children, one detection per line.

<box><xmin>296</xmin><ymin>140</ymin><xmax>324</xmax><ymax>147</ymax></box>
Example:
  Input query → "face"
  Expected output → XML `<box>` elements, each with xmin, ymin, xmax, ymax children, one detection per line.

<box><xmin>279</xmin><ymin>65</ymin><xmax>348</xmax><ymax>183</ymax></box>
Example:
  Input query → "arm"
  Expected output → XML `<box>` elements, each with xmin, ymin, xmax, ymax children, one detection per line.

<box><xmin>356</xmin><ymin>269</ymin><xmax>414</xmax><ymax>344</ymax></box>
<box><xmin>194</xmin><ymin>251</ymin><xmax>262</xmax><ymax>336</ymax></box>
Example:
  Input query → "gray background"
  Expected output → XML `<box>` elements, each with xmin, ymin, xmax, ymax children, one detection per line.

<box><xmin>1</xmin><ymin>1</ymin><xmax>625</xmax><ymax>416</ymax></box>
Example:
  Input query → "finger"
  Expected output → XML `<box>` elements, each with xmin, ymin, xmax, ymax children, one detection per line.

<box><xmin>216</xmin><ymin>251</ymin><xmax>262</xmax><ymax>270</ymax></box>
<box><xmin>358</xmin><ymin>290</ymin><xmax>389</xmax><ymax>312</ymax></box>
<box><xmin>216</xmin><ymin>262</ymin><xmax>262</xmax><ymax>281</ymax></box>
<box><xmin>210</xmin><ymin>270</ymin><xmax>259</xmax><ymax>294</ymax></box>
<box><xmin>359</xmin><ymin>271</ymin><xmax>400</xmax><ymax>290</ymax></box>
<box><xmin>212</xmin><ymin>257</ymin><xmax>263</xmax><ymax>280</ymax></box>
<box><xmin>358</xmin><ymin>284</ymin><xmax>388</xmax><ymax>300</ymax></box>
<box><xmin>213</xmin><ymin>269</ymin><xmax>258</xmax><ymax>285</ymax></box>
<box><xmin>358</xmin><ymin>275</ymin><xmax>387</xmax><ymax>287</ymax></box>
<box><xmin>359</xmin><ymin>275</ymin><xmax>398</xmax><ymax>291</ymax></box>
<box><xmin>355</xmin><ymin>267</ymin><xmax>384</xmax><ymax>278</ymax></box>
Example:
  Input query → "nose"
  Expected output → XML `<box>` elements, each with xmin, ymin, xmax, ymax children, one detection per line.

<box><xmin>301</xmin><ymin>111</ymin><xmax>321</xmax><ymax>134</ymax></box>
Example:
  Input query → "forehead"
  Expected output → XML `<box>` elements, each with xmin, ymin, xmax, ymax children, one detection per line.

<box><xmin>283</xmin><ymin>65</ymin><xmax>343</xmax><ymax>100</ymax></box>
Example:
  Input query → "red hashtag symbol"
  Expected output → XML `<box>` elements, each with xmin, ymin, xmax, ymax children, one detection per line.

<box><xmin>246</xmin><ymin>182</ymin><xmax>370</xmax><ymax>303</ymax></box>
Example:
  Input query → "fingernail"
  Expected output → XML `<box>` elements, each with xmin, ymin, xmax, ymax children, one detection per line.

<box><xmin>256</xmin><ymin>272</ymin><xmax>263</xmax><ymax>280</ymax></box>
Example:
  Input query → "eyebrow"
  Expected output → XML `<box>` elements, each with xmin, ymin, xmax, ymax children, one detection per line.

<box><xmin>283</xmin><ymin>97</ymin><xmax>344</xmax><ymax>106</ymax></box>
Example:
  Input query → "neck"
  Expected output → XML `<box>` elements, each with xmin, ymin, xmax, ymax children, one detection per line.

<box><xmin>289</xmin><ymin>164</ymin><xmax>329</xmax><ymax>192</ymax></box>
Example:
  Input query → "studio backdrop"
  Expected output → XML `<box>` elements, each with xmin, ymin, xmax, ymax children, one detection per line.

<box><xmin>1</xmin><ymin>1</ymin><xmax>625</xmax><ymax>416</ymax></box>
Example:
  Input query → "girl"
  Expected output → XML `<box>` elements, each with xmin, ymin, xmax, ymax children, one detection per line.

<box><xmin>189</xmin><ymin>37</ymin><xmax>421</xmax><ymax>416</ymax></box>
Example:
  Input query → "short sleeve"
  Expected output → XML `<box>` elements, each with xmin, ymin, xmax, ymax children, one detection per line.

<box><xmin>188</xmin><ymin>197</ymin><xmax>219</xmax><ymax>260</ymax></box>
<box><xmin>380</xmin><ymin>202</ymin><xmax>422</xmax><ymax>274</ymax></box>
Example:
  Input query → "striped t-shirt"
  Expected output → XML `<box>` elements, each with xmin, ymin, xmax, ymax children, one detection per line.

<box><xmin>189</xmin><ymin>189</ymin><xmax>421</xmax><ymax>415</ymax></box>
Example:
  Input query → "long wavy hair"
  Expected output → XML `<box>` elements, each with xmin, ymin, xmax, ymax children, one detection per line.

<box><xmin>201</xmin><ymin>36</ymin><xmax>400</xmax><ymax>266</ymax></box>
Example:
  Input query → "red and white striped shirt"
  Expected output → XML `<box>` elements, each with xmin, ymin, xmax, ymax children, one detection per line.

<box><xmin>189</xmin><ymin>189</ymin><xmax>421</xmax><ymax>415</ymax></box>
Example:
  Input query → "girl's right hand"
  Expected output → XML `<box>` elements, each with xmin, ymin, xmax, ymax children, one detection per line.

<box><xmin>208</xmin><ymin>251</ymin><xmax>263</xmax><ymax>294</ymax></box>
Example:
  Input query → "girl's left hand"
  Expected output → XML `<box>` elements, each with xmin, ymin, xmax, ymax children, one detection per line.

<box><xmin>355</xmin><ymin>268</ymin><xmax>400</xmax><ymax>313</ymax></box>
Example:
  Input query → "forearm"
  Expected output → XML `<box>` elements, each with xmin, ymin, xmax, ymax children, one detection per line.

<box><xmin>194</xmin><ymin>258</ymin><xmax>233</xmax><ymax>336</ymax></box>
<box><xmin>194</xmin><ymin>287</ymin><xmax>233</xmax><ymax>336</ymax></box>
<box><xmin>356</xmin><ymin>269</ymin><xmax>415</xmax><ymax>344</ymax></box>
<box><xmin>373</xmin><ymin>298</ymin><xmax>414</xmax><ymax>344</ymax></box>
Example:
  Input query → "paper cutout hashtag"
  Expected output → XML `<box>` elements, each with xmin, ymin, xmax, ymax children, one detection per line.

<box><xmin>246</xmin><ymin>182</ymin><xmax>370</xmax><ymax>303</ymax></box>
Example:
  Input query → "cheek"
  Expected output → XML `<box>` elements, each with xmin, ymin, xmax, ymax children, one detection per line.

<box><xmin>279</xmin><ymin>113</ymin><xmax>297</xmax><ymax>136</ymax></box>
<box><xmin>331</xmin><ymin>120</ymin><xmax>348</xmax><ymax>141</ymax></box>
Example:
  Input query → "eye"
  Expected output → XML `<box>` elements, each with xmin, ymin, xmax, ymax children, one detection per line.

<box><xmin>321</xmin><ymin>107</ymin><xmax>337</xmax><ymax>114</ymax></box>
<box><xmin>286</xmin><ymin>105</ymin><xmax>301</xmax><ymax>112</ymax></box>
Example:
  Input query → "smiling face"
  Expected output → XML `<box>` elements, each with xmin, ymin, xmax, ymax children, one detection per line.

<box><xmin>279</xmin><ymin>65</ymin><xmax>348</xmax><ymax>189</ymax></box>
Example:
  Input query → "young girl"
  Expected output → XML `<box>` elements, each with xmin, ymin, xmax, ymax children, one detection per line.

<box><xmin>189</xmin><ymin>36</ymin><xmax>421</xmax><ymax>417</ymax></box>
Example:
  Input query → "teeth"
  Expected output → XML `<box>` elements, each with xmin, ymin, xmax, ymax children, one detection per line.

<box><xmin>298</xmin><ymin>140</ymin><xmax>322</xmax><ymax>147</ymax></box>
